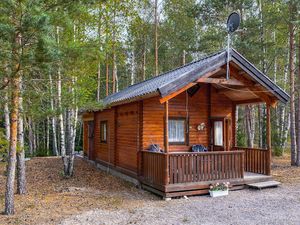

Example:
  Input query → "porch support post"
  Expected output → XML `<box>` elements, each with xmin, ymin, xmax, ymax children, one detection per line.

<box><xmin>164</xmin><ymin>101</ymin><xmax>169</xmax><ymax>153</ymax></box>
<box><xmin>207</xmin><ymin>84</ymin><xmax>211</xmax><ymax>150</ymax></box>
<box><xmin>266</xmin><ymin>104</ymin><xmax>271</xmax><ymax>175</ymax></box>
<box><xmin>232</xmin><ymin>103</ymin><xmax>236</xmax><ymax>148</ymax></box>
<box><xmin>164</xmin><ymin>101</ymin><xmax>169</xmax><ymax>186</ymax></box>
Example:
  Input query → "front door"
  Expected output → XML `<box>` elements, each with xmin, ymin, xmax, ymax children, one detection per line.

<box><xmin>88</xmin><ymin>121</ymin><xmax>94</xmax><ymax>160</ymax></box>
<box><xmin>211</xmin><ymin>118</ymin><xmax>224</xmax><ymax>151</ymax></box>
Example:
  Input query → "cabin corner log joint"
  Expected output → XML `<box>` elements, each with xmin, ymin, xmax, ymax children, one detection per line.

<box><xmin>82</xmin><ymin>48</ymin><xmax>289</xmax><ymax>198</ymax></box>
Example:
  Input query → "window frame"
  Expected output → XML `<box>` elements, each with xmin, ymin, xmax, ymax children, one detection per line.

<box><xmin>167</xmin><ymin>117</ymin><xmax>189</xmax><ymax>145</ymax></box>
<box><xmin>100</xmin><ymin>120</ymin><xmax>108</xmax><ymax>143</ymax></box>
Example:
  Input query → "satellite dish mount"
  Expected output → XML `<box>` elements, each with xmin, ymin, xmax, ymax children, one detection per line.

<box><xmin>226</xmin><ymin>12</ymin><xmax>240</xmax><ymax>80</ymax></box>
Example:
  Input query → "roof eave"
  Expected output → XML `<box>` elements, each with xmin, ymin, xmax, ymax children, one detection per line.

<box><xmin>103</xmin><ymin>91</ymin><xmax>160</xmax><ymax>108</ymax></box>
<box><xmin>231</xmin><ymin>49</ymin><xmax>290</xmax><ymax>104</ymax></box>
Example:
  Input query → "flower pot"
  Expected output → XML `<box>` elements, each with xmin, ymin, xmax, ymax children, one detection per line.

<box><xmin>209</xmin><ymin>189</ymin><xmax>229</xmax><ymax>197</ymax></box>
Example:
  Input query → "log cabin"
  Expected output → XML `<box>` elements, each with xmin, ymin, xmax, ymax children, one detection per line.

<box><xmin>82</xmin><ymin>48</ymin><xmax>289</xmax><ymax>198</ymax></box>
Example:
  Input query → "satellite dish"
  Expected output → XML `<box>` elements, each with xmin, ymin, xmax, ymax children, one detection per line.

<box><xmin>227</xmin><ymin>12</ymin><xmax>240</xmax><ymax>33</ymax></box>
<box><xmin>226</xmin><ymin>12</ymin><xmax>240</xmax><ymax>80</ymax></box>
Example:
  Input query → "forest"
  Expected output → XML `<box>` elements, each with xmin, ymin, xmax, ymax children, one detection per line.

<box><xmin>0</xmin><ymin>0</ymin><xmax>299</xmax><ymax>216</ymax></box>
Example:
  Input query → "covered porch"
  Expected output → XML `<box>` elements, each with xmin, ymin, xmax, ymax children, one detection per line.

<box><xmin>138</xmin><ymin>57</ymin><xmax>275</xmax><ymax>197</ymax></box>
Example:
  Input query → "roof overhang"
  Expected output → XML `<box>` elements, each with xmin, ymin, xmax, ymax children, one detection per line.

<box><xmin>157</xmin><ymin>49</ymin><xmax>289</xmax><ymax>106</ymax></box>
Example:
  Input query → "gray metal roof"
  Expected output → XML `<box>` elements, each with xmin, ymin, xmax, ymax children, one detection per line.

<box><xmin>103</xmin><ymin>48</ymin><xmax>289</xmax><ymax>107</ymax></box>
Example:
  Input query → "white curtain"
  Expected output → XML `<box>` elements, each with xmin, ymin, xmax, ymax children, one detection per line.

<box><xmin>168</xmin><ymin>119</ymin><xmax>185</xmax><ymax>142</ymax></box>
<box><xmin>214</xmin><ymin>121</ymin><xmax>223</xmax><ymax>146</ymax></box>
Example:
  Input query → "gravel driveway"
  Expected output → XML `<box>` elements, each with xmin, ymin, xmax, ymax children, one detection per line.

<box><xmin>60</xmin><ymin>183</ymin><xmax>300</xmax><ymax>225</ymax></box>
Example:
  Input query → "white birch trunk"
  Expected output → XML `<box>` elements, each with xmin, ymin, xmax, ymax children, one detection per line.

<box><xmin>289</xmin><ymin>10</ymin><xmax>297</xmax><ymax>165</ymax></box>
<box><xmin>130</xmin><ymin>51</ymin><xmax>135</xmax><ymax>85</ymax></box>
<box><xmin>142</xmin><ymin>44</ymin><xmax>146</xmax><ymax>81</ymax></box>
<box><xmin>4</xmin><ymin>77</ymin><xmax>10</xmax><ymax>142</ymax></box>
<box><xmin>28</xmin><ymin>117</ymin><xmax>34</xmax><ymax>155</ymax></box>
<box><xmin>97</xmin><ymin>62</ymin><xmax>101</xmax><ymax>102</ymax></box>
<box><xmin>245</xmin><ymin>105</ymin><xmax>255</xmax><ymax>148</ymax></box>
<box><xmin>57</xmin><ymin>26</ymin><xmax>66</xmax><ymax>158</ymax></box>
<box><xmin>49</xmin><ymin>73</ymin><xmax>58</xmax><ymax>155</ymax></box>
<box><xmin>17</xmin><ymin>76</ymin><xmax>26</xmax><ymax>194</ymax></box>
<box><xmin>46</xmin><ymin>117</ymin><xmax>50</xmax><ymax>151</ymax></box>
<box><xmin>62</xmin><ymin>23</ymin><xmax>78</xmax><ymax>177</ymax></box>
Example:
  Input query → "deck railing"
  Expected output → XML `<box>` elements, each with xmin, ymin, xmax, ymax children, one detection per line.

<box><xmin>168</xmin><ymin>151</ymin><xmax>244</xmax><ymax>184</ymax></box>
<box><xmin>140</xmin><ymin>151</ymin><xmax>168</xmax><ymax>187</ymax></box>
<box><xmin>231</xmin><ymin>146</ymin><xmax>269</xmax><ymax>175</ymax></box>
<box><xmin>140</xmin><ymin>150</ymin><xmax>245</xmax><ymax>188</ymax></box>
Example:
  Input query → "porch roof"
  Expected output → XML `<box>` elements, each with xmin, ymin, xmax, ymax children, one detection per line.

<box><xmin>103</xmin><ymin>48</ymin><xmax>289</xmax><ymax>107</ymax></box>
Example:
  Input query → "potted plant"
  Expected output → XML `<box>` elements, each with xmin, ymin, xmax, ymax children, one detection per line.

<box><xmin>209</xmin><ymin>182</ymin><xmax>230</xmax><ymax>197</ymax></box>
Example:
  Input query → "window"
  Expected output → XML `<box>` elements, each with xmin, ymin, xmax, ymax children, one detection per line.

<box><xmin>100</xmin><ymin>121</ymin><xmax>107</xmax><ymax>143</ymax></box>
<box><xmin>214</xmin><ymin>121</ymin><xmax>223</xmax><ymax>146</ymax></box>
<box><xmin>168</xmin><ymin>118</ymin><xmax>187</xmax><ymax>144</ymax></box>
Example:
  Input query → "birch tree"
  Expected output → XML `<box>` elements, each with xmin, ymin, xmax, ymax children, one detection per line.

<box><xmin>17</xmin><ymin>77</ymin><xmax>26</xmax><ymax>194</ymax></box>
<box><xmin>289</xmin><ymin>2</ymin><xmax>297</xmax><ymax>165</ymax></box>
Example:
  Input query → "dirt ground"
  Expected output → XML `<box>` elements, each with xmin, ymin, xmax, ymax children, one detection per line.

<box><xmin>0</xmin><ymin>154</ymin><xmax>299</xmax><ymax>225</ymax></box>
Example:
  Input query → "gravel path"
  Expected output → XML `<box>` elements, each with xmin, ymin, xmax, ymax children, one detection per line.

<box><xmin>60</xmin><ymin>184</ymin><xmax>300</xmax><ymax>225</ymax></box>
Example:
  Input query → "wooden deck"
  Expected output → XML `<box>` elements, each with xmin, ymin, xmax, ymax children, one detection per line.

<box><xmin>139</xmin><ymin>148</ymin><xmax>272</xmax><ymax>198</ymax></box>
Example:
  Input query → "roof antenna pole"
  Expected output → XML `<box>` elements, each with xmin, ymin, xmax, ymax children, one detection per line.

<box><xmin>226</xmin><ymin>12</ymin><xmax>240</xmax><ymax>80</ymax></box>
<box><xmin>226</xmin><ymin>32</ymin><xmax>231</xmax><ymax>80</ymax></box>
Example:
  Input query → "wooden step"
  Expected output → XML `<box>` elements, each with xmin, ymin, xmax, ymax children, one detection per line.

<box><xmin>247</xmin><ymin>181</ymin><xmax>281</xmax><ymax>190</ymax></box>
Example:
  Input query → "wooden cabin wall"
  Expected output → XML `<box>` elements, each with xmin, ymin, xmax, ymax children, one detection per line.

<box><xmin>83</xmin><ymin>121</ymin><xmax>88</xmax><ymax>156</ymax></box>
<box><xmin>210</xmin><ymin>87</ymin><xmax>232</xmax><ymax>118</ymax></box>
<box><xmin>142</xmin><ymin>84</ymin><xmax>233</xmax><ymax>152</ymax></box>
<box><xmin>116</xmin><ymin>102</ymin><xmax>139</xmax><ymax>172</ymax></box>
<box><xmin>94</xmin><ymin>108</ymin><xmax>116</xmax><ymax>165</ymax></box>
<box><xmin>210</xmin><ymin>87</ymin><xmax>233</xmax><ymax>150</ymax></box>
<box><xmin>82</xmin><ymin>112</ymin><xmax>94</xmax><ymax>157</ymax></box>
<box><xmin>143</xmin><ymin>84</ymin><xmax>210</xmax><ymax>152</ymax></box>
<box><xmin>88</xmin><ymin>83</ymin><xmax>234</xmax><ymax>176</ymax></box>
<box><xmin>92</xmin><ymin>102</ymin><xmax>139</xmax><ymax>174</ymax></box>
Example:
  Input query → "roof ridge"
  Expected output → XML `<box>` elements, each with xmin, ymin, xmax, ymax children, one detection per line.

<box><xmin>104</xmin><ymin>48</ymin><xmax>226</xmax><ymax>102</ymax></box>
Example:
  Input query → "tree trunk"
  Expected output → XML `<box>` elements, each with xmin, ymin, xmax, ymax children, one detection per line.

<box><xmin>245</xmin><ymin>105</ymin><xmax>255</xmax><ymax>148</ymax></box>
<box><xmin>57</xmin><ymin>26</ymin><xmax>66</xmax><ymax>159</ymax></box>
<box><xmin>49</xmin><ymin>73</ymin><xmax>58</xmax><ymax>155</ymax></box>
<box><xmin>5</xmin><ymin>75</ymin><xmax>20</xmax><ymax>215</ymax></box>
<box><xmin>112</xmin><ymin>51</ymin><xmax>117</xmax><ymax>93</ymax></box>
<box><xmin>289</xmin><ymin>5</ymin><xmax>297</xmax><ymax>165</ymax></box>
<box><xmin>97</xmin><ymin>11</ymin><xmax>101</xmax><ymax>102</ymax></box>
<box><xmin>297</xmin><ymin>29</ymin><xmax>300</xmax><ymax>166</ymax></box>
<box><xmin>142</xmin><ymin>43</ymin><xmax>146</xmax><ymax>81</ymax></box>
<box><xmin>33</xmin><ymin>121</ymin><xmax>37</xmax><ymax>154</ymax></box>
<box><xmin>62</xmin><ymin>23</ymin><xmax>78</xmax><ymax>177</ymax></box>
<box><xmin>115</xmin><ymin>65</ymin><xmax>119</xmax><ymax>93</ymax></box>
<box><xmin>46</xmin><ymin>117</ymin><xmax>50</xmax><ymax>151</ymax></box>
<box><xmin>17</xmin><ymin>76</ymin><xmax>26</xmax><ymax>195</ymax></box>
<box><xmin>28</xmin><ymin>117</ymin><xmax>34</xmax><ymax>155</ymax></box>
<box><xmin>154</xmin><ymin>0</ymin><xmax>158</xmax><ymax>76</ymax></box>
<box><xmin>257</xmin><ymin>104</ymin><xmax>263</xmax><ymax>148</ymax></box>
<box><xmin>4</xmin><ymin>77</ymin><xmax>10</xmax><ymax>142</ymax></box>
<box><xmin>97</xmin><ymin>62</ymin><xmax>101</xmax><ymax>101</ymax></box>
<box><xmin>130</xmin><ymin>51</ymin><xmax>135</xmax><ymax>85</ymax></box>
<box><xmin>106</xmin><ymin>55</ymin><xmax>109</xmax><ymax>96</ymax></box>
<box><xmin>63</xmin><ymin>77</ymin><xmax>78</xmax><ymax>177</ymax></box>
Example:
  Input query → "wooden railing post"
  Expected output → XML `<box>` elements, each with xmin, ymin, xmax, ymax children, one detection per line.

<box><xmin>164</xmin><ymin>101</ymin><xmax>169</xmax><ymax>185</ymax></box>
<box><xmin>266</xmin><ymin>104</ymin><xmax>271</xmax><ymax>175</ymax></box>
<box><xmin>232</xmin><ymin>103</ymin><xmax>236</xmax><ymax>148</ymax></box>
<box><xmin>241</xmin><ymin>151</ymin><xmax>245</xmax><ymax>178</ymax></box>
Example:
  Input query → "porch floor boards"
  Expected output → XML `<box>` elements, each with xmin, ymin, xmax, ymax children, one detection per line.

<box><xmin>141</xmin><ymin>172</ymin><xmax>274</xmax><ymax>198</ymax></box>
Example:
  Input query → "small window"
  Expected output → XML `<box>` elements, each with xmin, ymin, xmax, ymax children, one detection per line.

<box><xmin>168</xmin><ymin>118</ymin><xmax>187</xmax><ymax>145</ymax></box>
<box><xmin>214</xmin><ymin>121</ymin><xmax>223</xmax><ymax>146</ymax></box>
<box><xmin>100</xmin><ymin>121</ymin><xmax>108</xmax><ymax>143</ymax></box>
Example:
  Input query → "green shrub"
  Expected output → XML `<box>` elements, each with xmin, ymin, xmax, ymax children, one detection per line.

<box><xmin>35</xmin><ymin>148</ymin><xmax>50</xmax><ymax>157</ymax></box>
